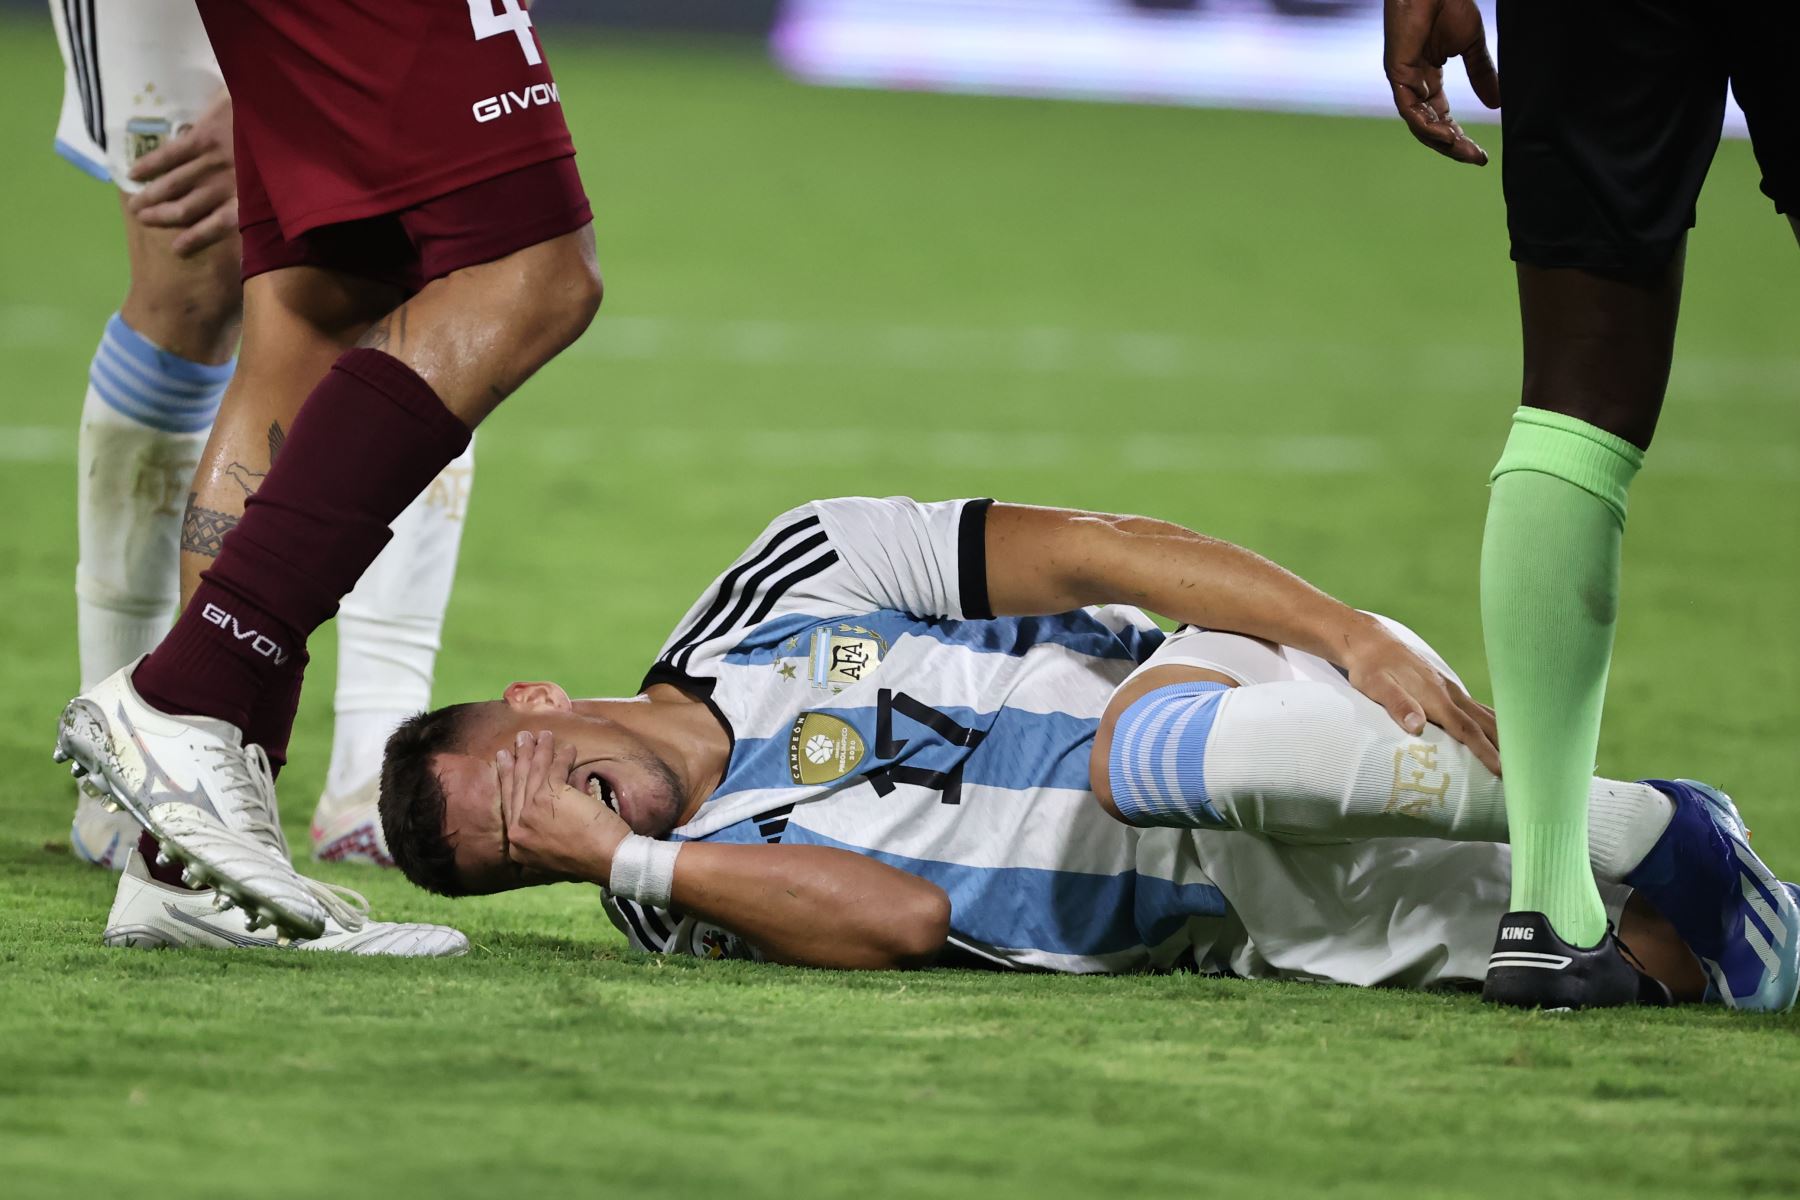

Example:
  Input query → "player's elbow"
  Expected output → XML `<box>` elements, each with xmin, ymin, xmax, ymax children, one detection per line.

<box><xmin>884</xmin><ymin>882</ymin><xmax>952</xmax><ymax>969</ymax></box>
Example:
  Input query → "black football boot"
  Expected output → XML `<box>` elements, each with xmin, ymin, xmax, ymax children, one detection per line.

<box><xmin>1482</xmin><ymin>911</ymin><xmax>1672</xmax><ymax>1010</ymax></box>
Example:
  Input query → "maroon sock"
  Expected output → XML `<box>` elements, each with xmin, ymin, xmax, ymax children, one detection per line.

<box><xmin>243</xmin><ymin>650</ymin><xmax>308</xmax><ymax>778</ymax></box>
<box><xmin>134</xmin><ymin>350</ymin><xmax>470</xmax><ymax>733</ymax></box>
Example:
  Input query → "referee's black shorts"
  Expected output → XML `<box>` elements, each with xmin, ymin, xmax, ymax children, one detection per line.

<box><xmin>1500</xmin><ymin>0</ymin><xmax>1797</xmax><ymax>281</ymax></box>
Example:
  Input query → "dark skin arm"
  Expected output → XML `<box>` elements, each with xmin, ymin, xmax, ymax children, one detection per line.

<box><xmin>981</xmin><ymin>503</ymin><xmax>1501</xmax><ymax>774</ymax></box>
<box><xmin>497</xmin><ymin>732</ymin><xmax>950</xmax><ymax>970</ymax></box>
<box><xmin>1383</xmin><ymin>0</ymin><xmax>1501</xmax><ymax>165</ymax></box>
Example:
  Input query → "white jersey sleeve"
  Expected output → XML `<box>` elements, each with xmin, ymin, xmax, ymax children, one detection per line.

<box><xmin>810</xmin><ymin>496</ymin><xmax>990</xmax><ymax>622</ymax></box>
<box><xmin>645</xmin><ymin>496</ymin><xmax>993</xmax><ymax>685</ymax></box>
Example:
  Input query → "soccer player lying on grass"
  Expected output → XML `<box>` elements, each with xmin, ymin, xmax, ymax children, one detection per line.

<box><xmin>378</xmin><ymin>499</ymin><xmax>1797</xmax><ymax>1011</ymax></box>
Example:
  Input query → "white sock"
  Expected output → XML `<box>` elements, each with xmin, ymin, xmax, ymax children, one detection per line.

<box><xmin>323</xmin><ymin>440</ymin><xmax>475</xmax><ymax>799</ymax></box>
<box><xmin>1140</xmin><ymin>680</ymin><xmax>1674</xmax><ymax>882</ymax></box>
<box><xmin>77</xmin><ymin>314</ymin><xmax>230</xmax><ymax>688</ymax></box>
<box><xmin>1584</xmin><ymin>778</ymin><xmax>1675</xmax><ymax>883</ymax></box>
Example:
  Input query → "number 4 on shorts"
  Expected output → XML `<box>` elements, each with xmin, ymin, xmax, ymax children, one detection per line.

<box><xmin>468</xmin><ymin>0</ymin><xmax>542</xmax><ymax>66</ymax></box>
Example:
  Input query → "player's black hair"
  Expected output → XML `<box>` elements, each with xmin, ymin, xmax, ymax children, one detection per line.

<box><xmin>379</xmin><ymin>702</ymin><xmax>491</xmax><ymax>898</ymax></box>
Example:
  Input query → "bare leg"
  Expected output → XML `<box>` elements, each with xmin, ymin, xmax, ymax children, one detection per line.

<box><xmin>137</xmin><ymin>225</ymin><xmax>599</xmax><ymax>748</ymax></box>
<box><xmin>1619</xmin><ymin>894</ymin><xmax>1706</xmax><ymax>1002</ymax></box>
<box><xmin>352</xmin><ymin>226</ymin><xmax>602</xmax><ymax>425</ymax></box>
<box><xmin>115</xmin><ymin>193</ymin><xmax>242</xmax><ymax>365</ymax></box>
<box><xmin>178</xmin><ymin>268</ymin><xmax>400</xmax><ymax>603</ymax></box>
<box><xmin>1481</xmin><ymin>254</ymin><xmax>1683</xmax><ymax>951</ymax></box>
<box><xmin>1516</xmin><ymin>256</ymin><xmax>1685</xmax><ymax>452</ymax></box>
<box><xmin>176</xmin><ymin>226</ymin><xmax>600</xmax><ymax>611</ymax></box>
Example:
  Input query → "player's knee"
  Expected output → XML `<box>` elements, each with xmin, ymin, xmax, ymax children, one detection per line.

<box><xmin>515</xmin><ymin>230</ymin><xmax>604</xmax><ymax>354</ymax></box>
<box><xmin>121</xmin><ymin>242</ymin><xmax>244</xmax><ymax>362</ymax></box>
<box><xmin>441</xmin><ymin>229</ymin><xmax>602</xmax><ymax>378</ymax></box>
<box><xmin>541</xmin><ymin>242</ymin><xmax>604</xmax><ymax>342</ymax></box>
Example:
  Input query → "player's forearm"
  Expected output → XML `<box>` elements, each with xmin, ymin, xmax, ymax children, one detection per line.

<box><xmin>984</xmin><ymin>504</ymin><xmax>1378</xmax><ymax>666</ymax></box>
<box><xmin>675</xmin><ymin>843</ymin><xmax>950</xmax><ymax>969</ymax></box>
<box><xmin>601</xmin><ymin>842</ymin><xmax>952</xmax><ymax>970</ymax></box>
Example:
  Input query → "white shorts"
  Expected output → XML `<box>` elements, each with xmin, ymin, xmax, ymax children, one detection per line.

<box><xmin>1126</xmin><ymin>622</ymin><xmax>1630</xmax><ymax>990</ymax></box>
<box><xmin>49</xmin><ymin>0</ymin><xmax>221</xmax><ymax>190</ymax></box>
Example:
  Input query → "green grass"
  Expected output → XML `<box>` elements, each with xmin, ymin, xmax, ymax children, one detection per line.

<box><xmin>3</xmin><ymin>16</ymin><xmax>1798</xmax><ymax>1199</ymax></box>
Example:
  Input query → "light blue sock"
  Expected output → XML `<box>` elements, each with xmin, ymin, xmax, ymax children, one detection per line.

<box><xmin>1106</xmin><ymin>681</ymin><xmax>1231</xmax><ymax>828</ymax></box>
<box><xmin>88</xmin><ymin>312</ymin><xmax>233</xmax><ymax>434</ymax></box>
<box><xmin>76</xmin><ymin>313</ymin><xmax>234</xmax><ymax>687</ymax></box>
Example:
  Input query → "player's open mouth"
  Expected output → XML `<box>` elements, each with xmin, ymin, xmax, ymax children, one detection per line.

<box><xmin>586</xmin><ymin>773</ymin><xmax>619</xmax><ymax>816</ymax></box>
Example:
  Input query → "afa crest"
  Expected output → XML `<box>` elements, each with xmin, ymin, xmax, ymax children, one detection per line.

<box><xmin>808</xmin><ymin>624</ymin><xmax>886</xmax><ymax>689</ymax></box>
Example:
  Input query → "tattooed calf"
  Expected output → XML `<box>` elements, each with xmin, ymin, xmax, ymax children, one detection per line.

<box><xmin>181</xmin><ymin>493</ymin><xmax>238</xmax><ymax>559</ymax></box>
<box><xmin>182</xmin><ymin>422</ymin><xmax>285</xmax><ymax>558</ymax></box>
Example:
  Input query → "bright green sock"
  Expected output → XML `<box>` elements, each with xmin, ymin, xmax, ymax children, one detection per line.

<box><xmin>1481</xmin><ymin>408</ymin><xmax>1644</xmax><ymax>948</ymax></box>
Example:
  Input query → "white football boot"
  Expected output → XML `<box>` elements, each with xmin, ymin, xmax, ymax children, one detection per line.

<box><xmin>70</xmin><ymin>780</ymin><xmax>141</xmax><ymax>869</ymax></box>
<box><xmin>55</xmin><ymin>661</ymin><xmax>328</xmax><ymax>939</ymax></box>
<box><xmin>104</xmin><ymin>848</ymin><xmax>468</xmax><ymax>956</ymax></box>
<box><xmin>311</xmin><ymin>776</ymin><xmax>395</xmax><ymax>867</ymax></box>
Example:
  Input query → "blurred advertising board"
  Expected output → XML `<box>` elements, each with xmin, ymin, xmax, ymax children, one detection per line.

<box><xmin>773</xmin><ymin>0</ymin><xmax>1748</xmax><ymax>135</ymax></box>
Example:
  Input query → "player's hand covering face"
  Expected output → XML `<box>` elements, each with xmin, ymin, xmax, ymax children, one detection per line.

<box><xmin>435</xmin><ymin>688</ymin><xmax>697</xmax><ymax>892</ymax></box>
<box><xmin>1382</xmin><ymin>0</ymin><xmax>1501</xmax><ymax>165</ymax></box>
<box><xmin>494</xmin><ymin>730</ymin><xmax>631</xmax><ymax>883</ymax></box>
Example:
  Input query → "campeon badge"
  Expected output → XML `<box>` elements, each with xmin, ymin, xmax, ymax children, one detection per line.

<box><xmin>787</xmin><ymin>711</ymin><xmax>867</xmax><ymax>785</ymax></box>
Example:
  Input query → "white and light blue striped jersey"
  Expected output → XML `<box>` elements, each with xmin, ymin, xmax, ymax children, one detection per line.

<box><xmin>601</xmin><ymin>497</ymin><xmax>1230</xmax><ymax>973</ymax></box>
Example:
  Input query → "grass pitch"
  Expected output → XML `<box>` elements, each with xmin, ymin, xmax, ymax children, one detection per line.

<box><xmin>3</xmin><ymin>17</ymin><xmax>1798</xmax><ymax>1199</ymax></box>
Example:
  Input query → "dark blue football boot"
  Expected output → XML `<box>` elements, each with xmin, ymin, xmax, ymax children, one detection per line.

<box><xmin>1626</xmin><ymin>779</ymin><xmax>1797</xmax><ymax>1013</ymax></box>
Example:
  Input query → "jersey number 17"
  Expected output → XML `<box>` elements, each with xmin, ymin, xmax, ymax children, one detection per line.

<box><xmin>869</xmin><ymin>689</ymin><xmax>989</xmax><ymax>806</ymax></box>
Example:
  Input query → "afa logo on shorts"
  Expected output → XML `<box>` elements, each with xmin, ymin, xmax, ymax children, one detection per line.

<box><xmin>787</xmin><ymin>712</ymin><xmax>867</xmax><ymax>785</ymax></box>
<box><xmin>125</xmin><ymin>117</ymin><xmax>175</xmax><ymax>169</ymax></box>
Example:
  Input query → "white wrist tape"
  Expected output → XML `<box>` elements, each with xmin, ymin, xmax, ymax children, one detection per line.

<box><xmin>608</xmin><ymin>835</ymin><xmax>682</xmax><ymax>909</ymax></box>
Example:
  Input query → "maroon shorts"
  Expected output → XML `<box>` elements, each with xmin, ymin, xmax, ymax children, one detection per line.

<box><xmin>238</xmin><ymin>154</ymin><xmax>592</xmax><ymax>292</ymax></box>
<box><xmin>198</xmin><ymin>0</ymin><xmax>590</xmax><ymax>288</ymax></box>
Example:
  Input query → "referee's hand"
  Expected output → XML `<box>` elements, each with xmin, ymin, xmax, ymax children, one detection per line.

<box><xmin>1383</xmin><ymin>0</ymin><xmax>1501</xmax><ymax>166</ymax></box>
<box><xmin>126</xmin><ymin>88</ymin><xmax>238</xmax><ymax>257</ymax></box>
